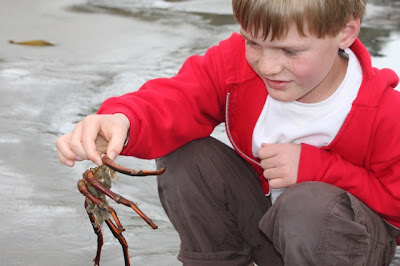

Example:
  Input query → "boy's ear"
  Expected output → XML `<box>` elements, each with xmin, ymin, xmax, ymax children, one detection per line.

<box><xmin>338</xmin><ymin>17</ymin><xmax>361</xmax><ymax>50</ymax></box>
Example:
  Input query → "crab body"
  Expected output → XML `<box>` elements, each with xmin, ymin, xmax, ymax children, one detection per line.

<box><xmin>84</xmin><ymin>165</ymin><xmax>116</xmax><ymax>225</ymax></box>
<box><xmin>77</xmin><ymin>156</ymin><xmax>166</xmax><ymax>266</ymax></box>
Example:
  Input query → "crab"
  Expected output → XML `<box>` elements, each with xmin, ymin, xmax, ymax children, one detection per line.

<box><xmin>77</xmin><ymin>155</ymin><xmax>166</xmax><ymax>266</ymax></box>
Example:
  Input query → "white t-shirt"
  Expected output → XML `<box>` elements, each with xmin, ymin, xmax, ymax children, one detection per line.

<box><xmin>252</xmin><ymin>48</ymin><xmax>363</xmax><ymax>203</ymax></box>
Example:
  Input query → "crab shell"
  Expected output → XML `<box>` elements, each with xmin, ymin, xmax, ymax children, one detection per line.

<box><xmin>85</xmin><ymin>164</ymin><xmax>118</xmax><ymax>225</ymax></box>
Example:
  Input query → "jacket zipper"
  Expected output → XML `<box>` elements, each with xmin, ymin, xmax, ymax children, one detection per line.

<box><xmin>225</xmin><ymin>93</ymin><xmax>261</xmax><ymax>167</ymax></box>
<box><xmin>226</xmin><ymin>93</ymin><xmax>270</xmax><ymax>196</ymax></box>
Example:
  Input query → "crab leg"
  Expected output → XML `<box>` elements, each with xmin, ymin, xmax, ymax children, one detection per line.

<box><xmin>86</xmin><ymin>171</ymin><xmax>158</xmax><ymax>229</ymax></box>
<box><xmin>105</xmin><ymin>219</ymin><xmax>131</xmax><ymax>266</ymax></box>
<box><xmin>84</xmin><ymin>200</ymin><xmax>104</xmax><ymax>266</ymax></box>
<box><xmin>79</xmin><ymin>180</ymin><xmax>132</xmax><ymax>265</ymax></box>
<box><xmin>102</xmin><ymin>155</ymin><xmax>166</xmax><ymax>176</ymax></box>
<box><xmin>78</xmin><ymin>179</ymin><xmax>126</xmax><ymax>232</ymax></box>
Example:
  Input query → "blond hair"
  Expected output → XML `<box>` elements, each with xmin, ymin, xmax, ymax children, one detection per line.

<box><xmin>232</xmin><ymin>0</ymin><xmax>366</xmax><ymax>40</ymax></box>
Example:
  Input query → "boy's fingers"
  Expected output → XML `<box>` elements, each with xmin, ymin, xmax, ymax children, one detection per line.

<box><xmin>81</xmin><ymin>115</ymin><xmax>103</xmax><ymax>165</ymax></box>
<box><xmin>55</xmin><ymin>133</ymin><xmax>77</xmax><ymax>166</ymax></box>
<box><xmin>57</xmin><ymin>149</ymin><xmax>75</xmax><ymax>167</ymax></box>
<box><xmin>69</xmin><ymin>122</ymin><xmax>88</xmax><ymax>160</ymax></box>
<box><xmin>263</xmin><ymin>167</ymin><xmax>279</xmax><ymax>180</ymax></box>
<box><xmin>268</xmin><ymin>177</ymin><xmax>283</xmax><ymax>189</ymax></box>
<box><xmin>257</xmin><ymin>143</ymin><xmax>277</xmax><ymax>159</ymax></box>
<box><xmin>106</xmin><ymin>129</ymin><xmax>127</xmax><ymax>161</ymax></box>
<box><xmin>56</xmin><ymin>113</ymin><xmax>130</xmax><ymax>167</ymax></box>
<box><xmin>260</xmin><ymin>156</ymin><xmax>278</xmax><ymax>170</ymax></box>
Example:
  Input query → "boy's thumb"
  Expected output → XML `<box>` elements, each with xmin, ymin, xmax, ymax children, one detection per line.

<box><xmin>107</xmin><ymin>150</ymin><xmax>117</xmax><ymax>161</ymax></box>
<box><xmin>106</xmin><ymin>137</ymin><xmax>124</xmax><ymax>161</ymax></box>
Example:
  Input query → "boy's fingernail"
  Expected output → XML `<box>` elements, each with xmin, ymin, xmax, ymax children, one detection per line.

<box><xmin>108</xmin><ymin>151</ymin><xmax>116</xmax><ymax>161</ymax></box>
<box><xmin>76</xmin><ymin>156</ymin><xmax>83</xmax><ymax>161</ymax></box>
<box><xmin>66</xmin><ymin>160</ymin><xmax>74</xmax><ymax>167</ymax></box>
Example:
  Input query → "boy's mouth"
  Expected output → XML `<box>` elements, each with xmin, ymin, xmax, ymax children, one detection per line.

<box><xmin>265</xmin><ymin>78</ymin><xmax>291</xmax><ymax>90</ymax></box>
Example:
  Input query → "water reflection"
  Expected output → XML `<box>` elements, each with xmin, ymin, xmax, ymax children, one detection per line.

<box><xmin>359</xmin><ymin>27</ymin><xmax>391</xmax><ymax>57</ymax></box>
<box><xmin>82</xmin><ymin>0</ymin><xmax>400</xmax><ymax>58</ymax></box>
<box><xmin>370</xmin><ymin>0</ymin><xmax>400</xmax><ymax>7</ymax></box>
<box><xmin>360</xmin><ymin>0</ymin><xmax>400</xmax><ymax>56</ymax></box>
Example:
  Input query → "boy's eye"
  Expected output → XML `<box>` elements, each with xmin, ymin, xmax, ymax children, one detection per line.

<box><xmin>283</xmin><ymin>49</ymin><xmax>299</xmax><ymax>56</ymax></box>
<box><xmin>245</xmin><ymin>40</ymin><xmax>259</xmax><ymax>47</ymax></box>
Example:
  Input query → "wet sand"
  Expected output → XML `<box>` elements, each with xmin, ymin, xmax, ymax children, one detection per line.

<box><xmin>0</xmin><ymin>0</ymin><xmax>236</xmax><ymax>265</ymax></box>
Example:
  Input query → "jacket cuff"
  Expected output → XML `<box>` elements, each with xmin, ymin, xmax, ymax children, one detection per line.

<box><xmin>297</xmin><ymin>143</ymin><xmax>325</xmax><ymax>183</ymax></box>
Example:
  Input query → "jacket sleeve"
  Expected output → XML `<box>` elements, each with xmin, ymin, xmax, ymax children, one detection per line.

<box><xmin>97</xmin><ymin>38</ymin><xmax>231</xmax><ymax>159</ymax></box>
<box><xmin>297</xmin><ymin>88</ymin><xmax>400</xmax><ymax>228</ymax></box>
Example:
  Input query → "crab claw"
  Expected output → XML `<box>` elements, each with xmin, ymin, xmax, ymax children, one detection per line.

<box><xmin>102</xmin><ymin>155</ymin><xmax>166</xmax><ymax>176</ymax></box>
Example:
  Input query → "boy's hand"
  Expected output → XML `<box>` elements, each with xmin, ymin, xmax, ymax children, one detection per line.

<box><xmin>56</xmin><ymin>113</ymin><xmax>130</xmax><ymax>167</ymax></box>
<box><xmin>258</xmin><ymin>143</ymin><xmax>301</xmax><ymax>189</ymax></box>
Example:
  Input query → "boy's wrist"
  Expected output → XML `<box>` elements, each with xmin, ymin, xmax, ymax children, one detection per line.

<box><xmin>113</xmin><ymin>113</ymin><xmax>130</xmax><ymax>130</ymax></box>
<box><xmin>112</xmin><ymin>113</ymin><xmax>130</xmax><ymax>146</ymax></box>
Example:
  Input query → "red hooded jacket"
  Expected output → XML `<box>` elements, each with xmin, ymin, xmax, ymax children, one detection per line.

<box><xmin>98</xmin><ymin>33</ymin><xmax>400</xmax><ymax>238</ymax></box>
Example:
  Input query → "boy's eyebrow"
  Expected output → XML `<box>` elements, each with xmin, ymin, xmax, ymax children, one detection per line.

<box><xmin>239</xmin><ymin>28</ymin><xmax>308</xmax><ymax>50</ymax></box>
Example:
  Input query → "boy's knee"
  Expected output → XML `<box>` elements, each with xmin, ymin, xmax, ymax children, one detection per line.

<box><xmin>156</xmin><ymin>137</ymin><xmax>231</xmax><ymax>203</ymax></box>
<box><xmin>259</xmin><ymin>182</ymin><xmax>350</xmax><ymax>248</ymax></box>
<box><xmin>259</xmin><ymin>182</ymin><xmax>389</xmax><ymax>265</ymax></box>
<box><xmin>271</xmin><ymin>182</ymin><xmax>363</xmax><ymax>231</ymax></box>
<box><xmin>270</xmin><ymin>182</ymin><xmax>346</xmax><ymax>221</ymax></box>
<box><xmin>279</xmin><ymin>181</ymin><xmax>344</xmax><ymax>204</ymax></box>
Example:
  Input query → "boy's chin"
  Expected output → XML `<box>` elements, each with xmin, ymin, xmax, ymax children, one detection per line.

<box><xmin>267</xmin><ymin>91</ymin><xmax>299</xmax><ymax>103</ymax></box>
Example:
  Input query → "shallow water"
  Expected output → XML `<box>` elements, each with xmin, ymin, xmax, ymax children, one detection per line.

<box><xmin>0</xmin><ymin>0</ymin><xmax>399</xmax><ymax>265</ymax></box>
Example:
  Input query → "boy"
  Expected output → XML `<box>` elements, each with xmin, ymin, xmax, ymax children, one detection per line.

<box><xmin>56</xmin><ymin>0</ymin><xmax>400</xmax><ymax>265</ymax></box>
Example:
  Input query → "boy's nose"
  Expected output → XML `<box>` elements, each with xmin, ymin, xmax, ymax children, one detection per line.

<box><xmin>258</xmin><ymin>52</ymin><xmax>283</xmax><ymax>77</ymax></box>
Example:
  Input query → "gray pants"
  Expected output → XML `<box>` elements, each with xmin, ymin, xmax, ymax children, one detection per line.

<box><xmin>156</xmin><ymin>137</ymin><xmax>399</xmax><ymax>266</ymax></box>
